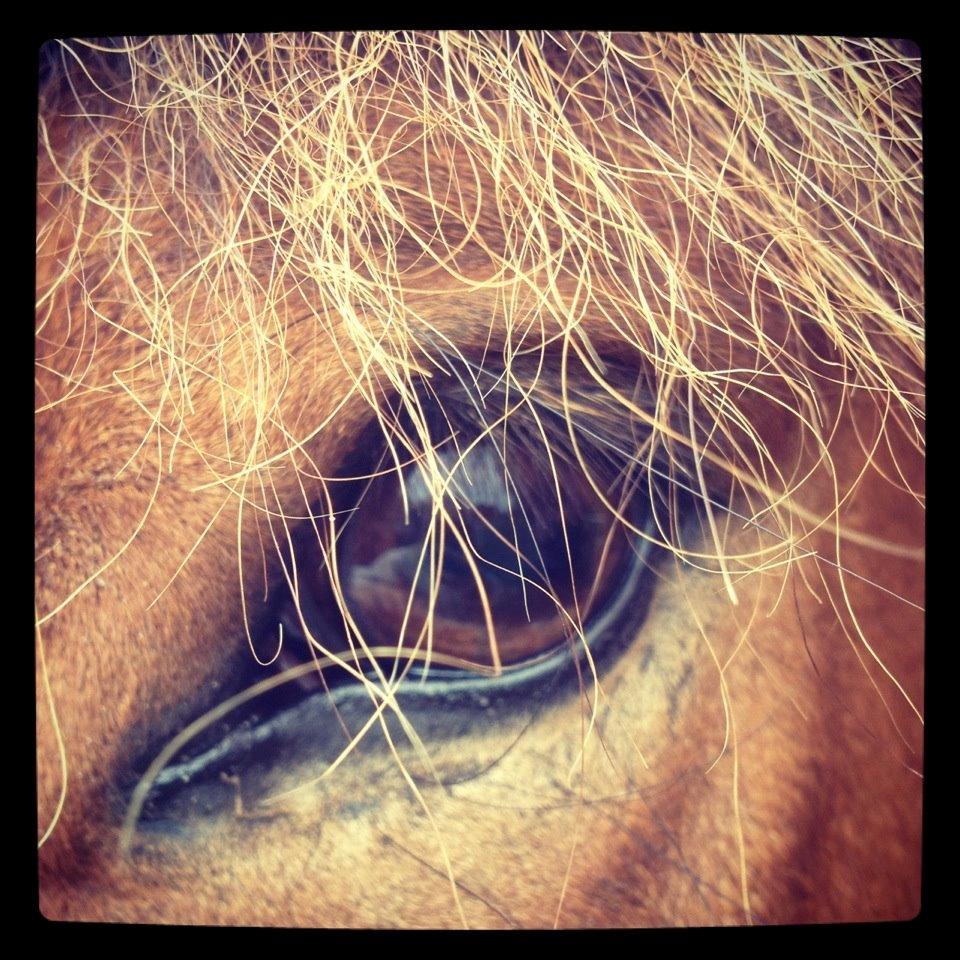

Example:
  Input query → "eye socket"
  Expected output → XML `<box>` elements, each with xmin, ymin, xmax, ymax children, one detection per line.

<box><xmin>278</xmin><ymin>377</ymin><xmax>646</xmax><ymax>684</ymax></box>
<box><xmin>122</xmin><ymin>362</ymin><xmax>669</xmax><ymax>831</ymax></box>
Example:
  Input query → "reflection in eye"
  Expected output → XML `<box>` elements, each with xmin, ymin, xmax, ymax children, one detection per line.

<box><xmin>279</xmin><ymin>368</ymin><xmax>650</xmax><ymax>682</ymax></box>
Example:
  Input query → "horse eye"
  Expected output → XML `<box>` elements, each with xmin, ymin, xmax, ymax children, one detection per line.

<box><xmin>122</xmin><ymin>369</ymin><xmax>665</xmax><ymax>833</ymax></box>
<box><xmin>277</xmin><ymin>380</ymin><xmax>647</xmax><ymax>684</ymax></box>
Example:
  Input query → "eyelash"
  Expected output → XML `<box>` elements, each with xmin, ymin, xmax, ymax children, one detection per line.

<box><xmin>121</xmin><ymin>352</ymin><xmax>711</xmax><ymax>838</ymax></box>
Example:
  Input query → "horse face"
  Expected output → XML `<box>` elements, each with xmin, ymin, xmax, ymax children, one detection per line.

<box><xmin>36</xmin><ymin>33</ymin><xmax>923</xmax><ymax>927</ymax></box>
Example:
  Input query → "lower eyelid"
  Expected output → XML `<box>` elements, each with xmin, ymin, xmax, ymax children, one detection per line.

<box><xmin>122</xmin><ymin>506</ymin><xmax>663</xmax><ymax>832</ymax></box>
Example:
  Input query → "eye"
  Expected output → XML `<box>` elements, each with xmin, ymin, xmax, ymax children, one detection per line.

<box><xmin>121</xmin><ymin>355</ymin><xmax>682</xmax><ymax>838</ymax></box>
<box><xmin>276</xmin><ymin>371</ymin><xmax>648</xmax><ymax>685</ymax></box>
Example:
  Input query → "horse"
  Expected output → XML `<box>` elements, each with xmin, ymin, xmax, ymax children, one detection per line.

<box><xmin>36</xmin><ymin>32</ymin><xmax>924</xmax><ymax>927</ymax></box>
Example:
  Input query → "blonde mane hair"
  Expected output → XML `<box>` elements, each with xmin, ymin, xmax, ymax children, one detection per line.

<box><xmin>36</xmin><ymin>33</ymin><xmax>924</xmax><ymax>924</ymax></box>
